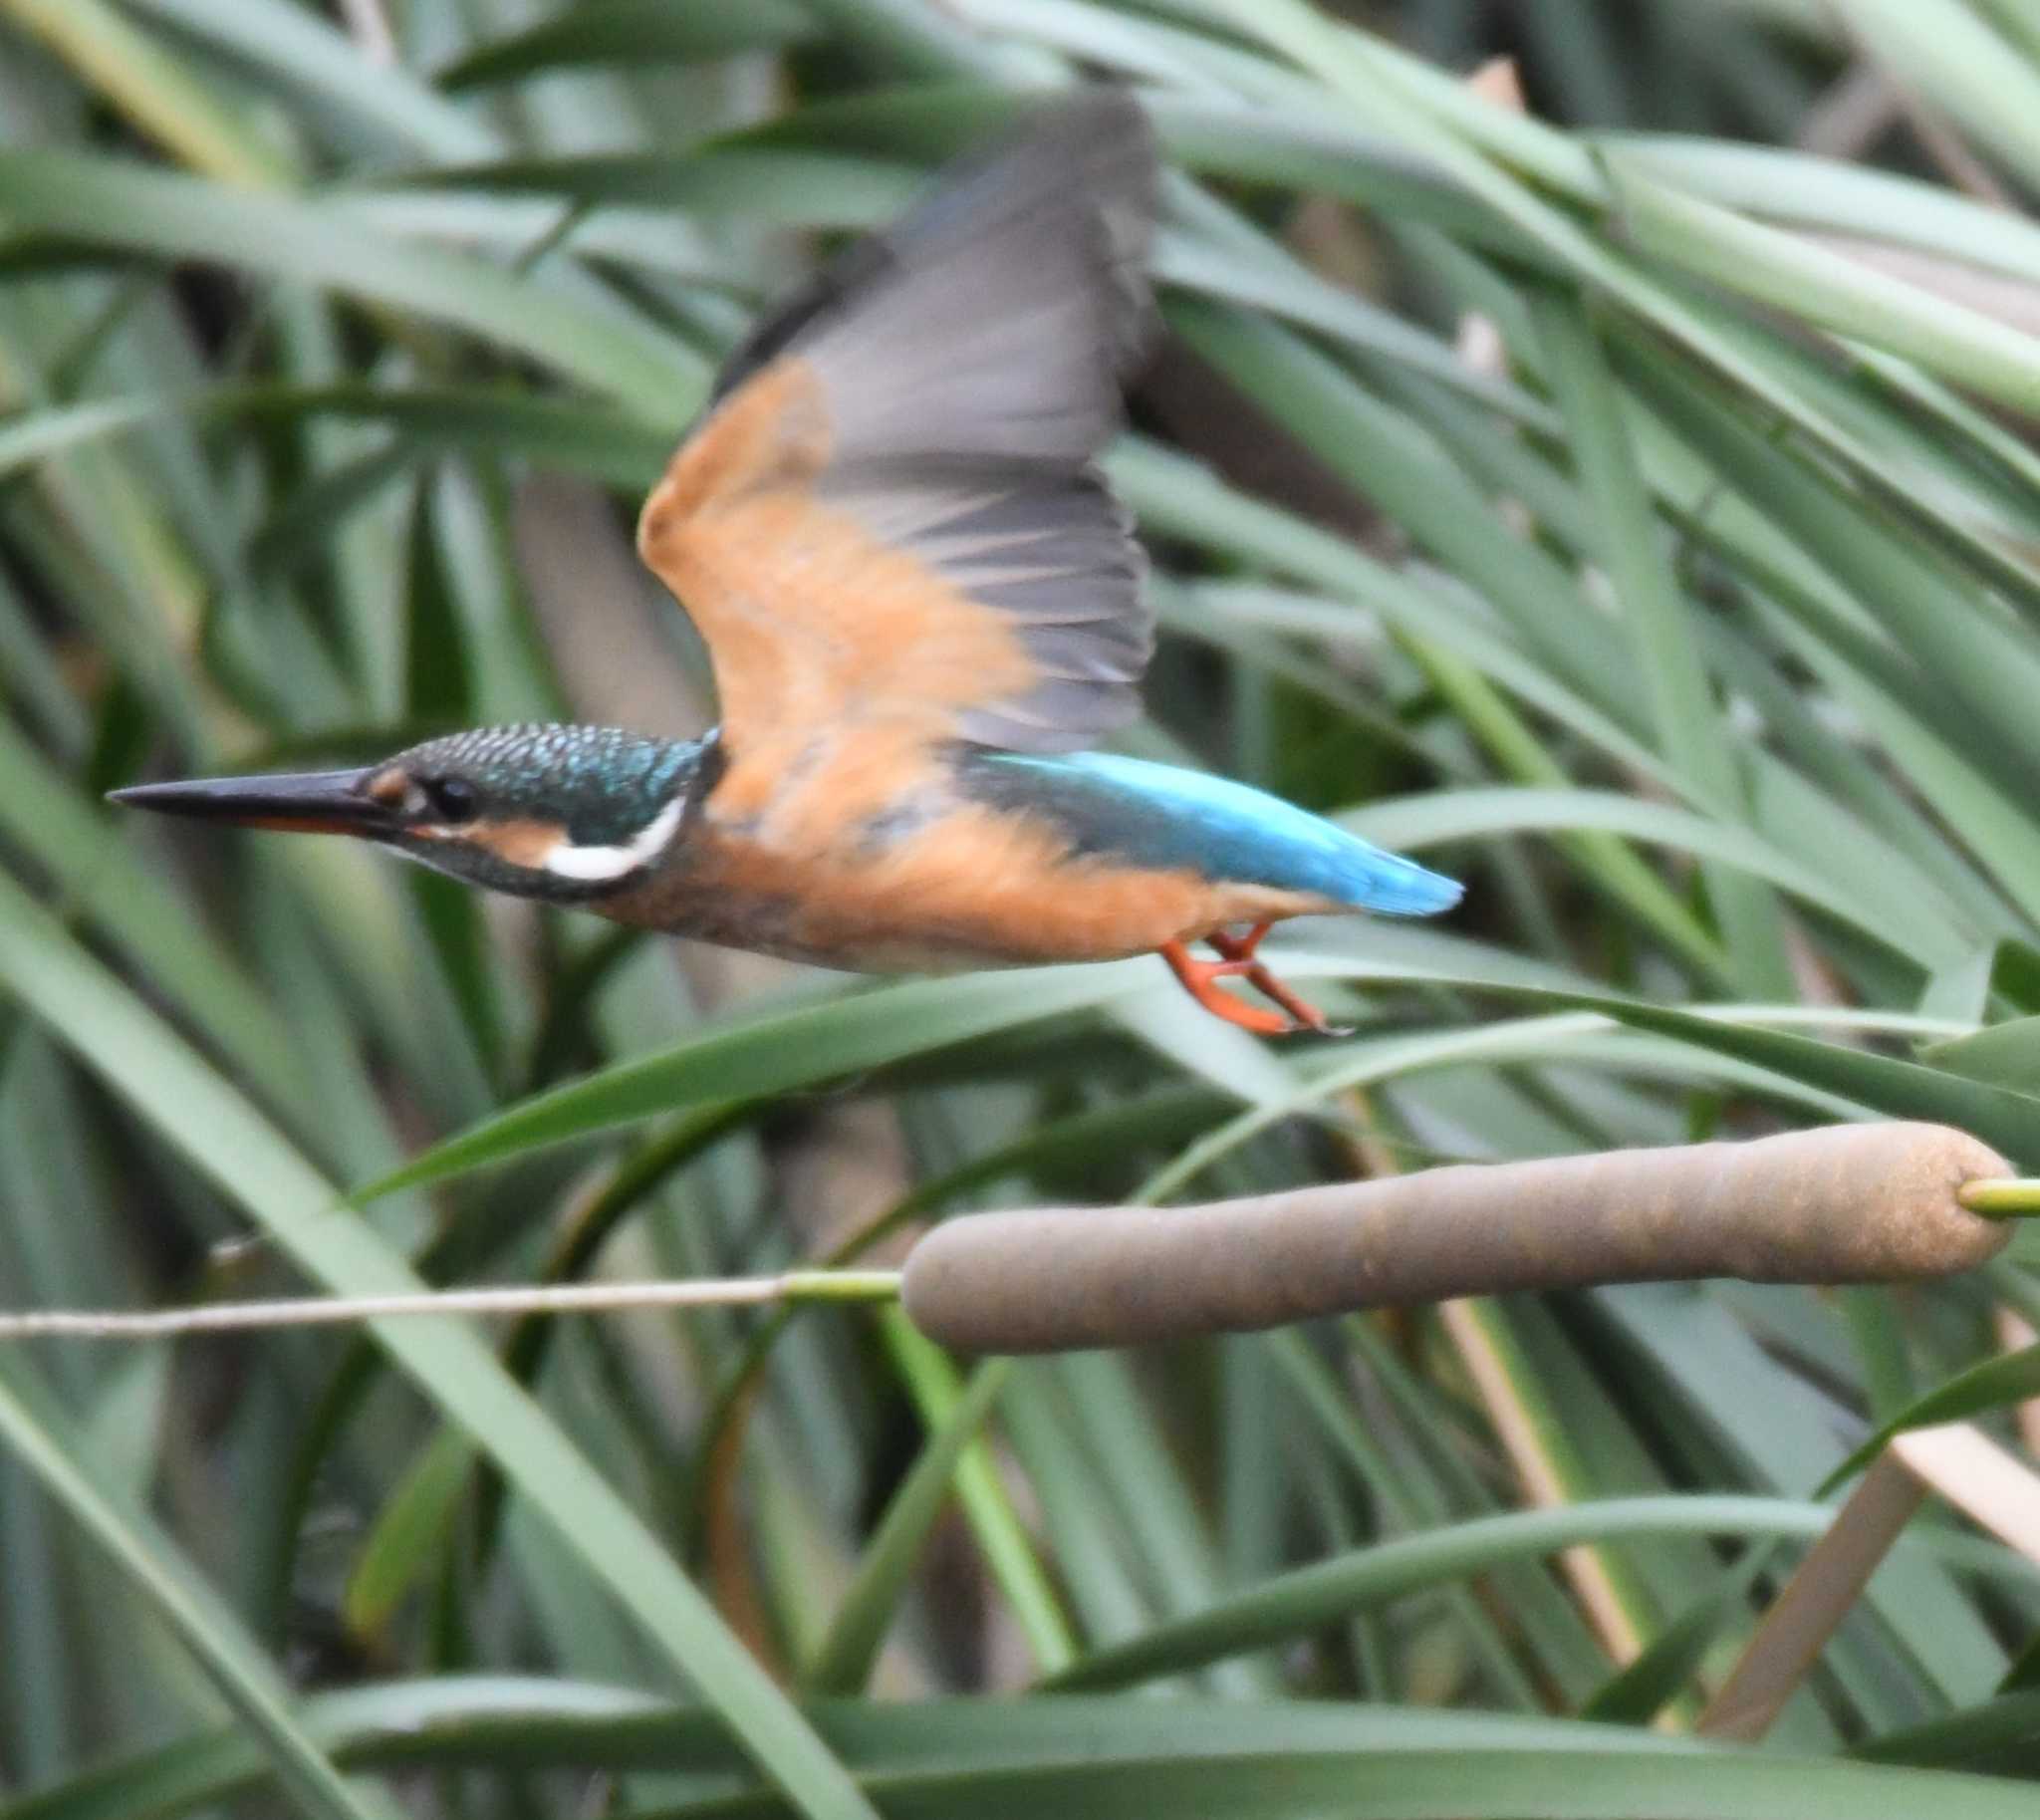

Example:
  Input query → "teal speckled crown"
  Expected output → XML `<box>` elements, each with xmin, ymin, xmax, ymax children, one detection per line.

<box><xmin>394</xmin><ymin>724</ymin><xmax>709</xmax><ymax>847</ymax></box>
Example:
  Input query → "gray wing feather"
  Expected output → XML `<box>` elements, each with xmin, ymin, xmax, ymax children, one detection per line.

<box><xmin>719</xmin><ymin>92</ymin><xmax>1159</xmax><ymax>754</ymax></box>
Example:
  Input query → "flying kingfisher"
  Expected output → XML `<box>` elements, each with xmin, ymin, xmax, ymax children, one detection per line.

<box><xmin>112</xmin><ymin>94</ymin><xmax>1460</xmax><ymax>1036</ymax></box>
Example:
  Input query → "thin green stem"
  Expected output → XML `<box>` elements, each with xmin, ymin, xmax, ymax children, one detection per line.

<box><xmin>1956</xmin><ymin>1179</ymin><xmax>2040</xmax><ymax>1218</ymax></box>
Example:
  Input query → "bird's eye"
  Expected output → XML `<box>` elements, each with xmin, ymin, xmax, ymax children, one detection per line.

<box><xmin>422</xmin><ymin>776</ymin><xmax>479</xmax><ymax>825</ymax></box>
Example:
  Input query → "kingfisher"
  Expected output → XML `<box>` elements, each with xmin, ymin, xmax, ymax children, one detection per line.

<box><xmin>112</xmin><ymin>93</ymin><xmax>1459</xmax><ymax>1036</ymax></box>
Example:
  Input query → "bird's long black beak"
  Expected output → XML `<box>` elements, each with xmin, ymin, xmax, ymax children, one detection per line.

<box><xmin>107</xmin><ymin>768</ymin><xmax>397</xmax><ymax>838</ymax></box>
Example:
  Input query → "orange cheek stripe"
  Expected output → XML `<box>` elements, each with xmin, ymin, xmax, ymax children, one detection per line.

<box><xmin>401</xmin><ymin>818</ymin><xmax>565</xmax><ymax>866</ymax></box>
<box><xmin>466</xmin><ymin>818</ymin><xmax>566</xmax><ymax>867</ymax></box>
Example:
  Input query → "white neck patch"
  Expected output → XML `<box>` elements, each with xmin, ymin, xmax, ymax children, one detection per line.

<box><xmin>539</xmin><ymin>791</ymin><xmax>686</xmax><ymax>883</ymax></box>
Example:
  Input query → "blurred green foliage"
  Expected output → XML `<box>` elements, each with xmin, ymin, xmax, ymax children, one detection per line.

<box><xmin>4</xmin><ymin>0</ymin><xmax>2040</xmax><ymax>1816</ymax></box>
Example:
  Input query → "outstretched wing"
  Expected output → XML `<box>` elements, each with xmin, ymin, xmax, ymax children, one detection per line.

<box><xmin>637</xmin><ymin>93</ymin><xmax>1157</xmax><ymax>817</ymax></box>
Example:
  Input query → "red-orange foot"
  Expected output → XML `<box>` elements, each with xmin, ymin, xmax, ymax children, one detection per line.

<box><xmin>1160</xmin><ymin>924</ymin><xmax>1352</xmax><ymax>1037</ymax></box>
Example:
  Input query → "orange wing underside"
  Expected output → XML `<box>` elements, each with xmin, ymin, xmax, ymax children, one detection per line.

<box><xmin>637</xmin><ymin>358</ymin><xmax>1042</xmax><ymax>833</ymax></box>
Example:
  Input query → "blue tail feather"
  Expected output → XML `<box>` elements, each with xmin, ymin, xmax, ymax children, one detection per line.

<box><xmin>959</xmin><ymin>750</ymin><xmax>1462</xmax><ymax>916</ymax></box>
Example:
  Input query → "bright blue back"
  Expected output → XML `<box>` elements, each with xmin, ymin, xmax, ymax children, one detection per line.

<box><xmin>959</xmin><ymin>750</ymin><xmax>1461</xmax><ymax>915</ymax></box>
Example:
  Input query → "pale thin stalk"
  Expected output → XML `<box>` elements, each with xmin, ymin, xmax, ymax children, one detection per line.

<box><xmin>1991</xmin><ymin>1308</ymin><xmax>2040</xmax><ymax>1454</ymax></box>
<box><xmin>1439</xmin><ymin>1298</ymin><xmax>1647</xmax><ymax>1668</ymax></box>
<box><xmin>0</xmin><ymin>1272</ymin><xmax>904</xmax><ymax>1342</ymax></box>
<box><xmin>1891</xmin><ymin>1425</ymin><xmax>2040</xmax><ymax>1565</ymax></box>
<box><xmin>1698</xmin><ymin>1450</ymin><xmax>1926</xmax><ymax>1742</ymax></box>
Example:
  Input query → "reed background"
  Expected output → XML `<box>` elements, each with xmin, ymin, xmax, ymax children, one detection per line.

<box><xmin>4</xmin><ymin>1</ymin><xmax>2040</xmax><ymax>1815</ymax></box>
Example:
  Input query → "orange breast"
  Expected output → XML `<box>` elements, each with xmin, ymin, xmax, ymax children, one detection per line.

<box><xmin>595</xmin><ymin>786</ymin><xmax>1325</xmax><ymax>971</ymax></box>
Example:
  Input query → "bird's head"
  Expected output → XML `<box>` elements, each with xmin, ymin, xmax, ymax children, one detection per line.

<box><xmin>111</xmin><ymin>724</ymin><xmax>712</xmax><ymax>903</ymax></box>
